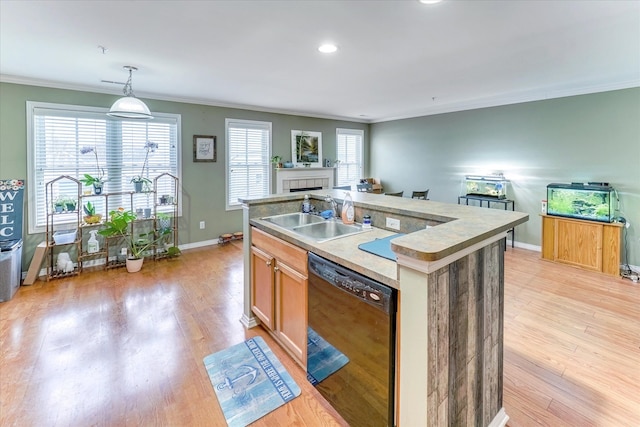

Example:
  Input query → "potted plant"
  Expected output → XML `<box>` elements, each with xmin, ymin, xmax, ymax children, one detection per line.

<box><xmin>63</xmin><ymin>196</ymin><xmax>77</xmax><ymax>212</ymax></box>
<box><xmin>156</xmin><ymin>212</ymin><xmax>172</xmax><ymax>230</ymax></box>
<box><xmin>131</xmin><ymin>140</ymin><xmax>158</xmax><ymax>192</ymax></box>
<box><xmin>79</xmin><ymin>146</ymin><xmax>106</xmax><ymax>194</ymax></box>
<box><xmin>271</xmin><ymin>155</ymin><xmax>282</xmax><ymax>168</ymax></box>
<box><xmin>83</xmin><ymin>201</ymin><xmax>103</xmax><ymax>224</ymax></box>
<box><xmin>130</xmin><ymin>176</ymin><xmax>151</xmax><ymax>193</ymax></box>
<box><xmin>53</xmin><ymin>196</ymin><xmax>65</xmax><ymax>213</ymax></box>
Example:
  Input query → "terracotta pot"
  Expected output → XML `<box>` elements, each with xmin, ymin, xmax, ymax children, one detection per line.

<box><xmin>126</xmin><ymin>257</ymin><xmax>144</xmax><ymax>273</ymax></box>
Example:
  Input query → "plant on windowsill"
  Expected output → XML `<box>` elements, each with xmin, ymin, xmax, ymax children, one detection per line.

<box><xmin>131</xmin><ymin>140</ymin><xmax>158</xmax><ymax>192</ymax></box>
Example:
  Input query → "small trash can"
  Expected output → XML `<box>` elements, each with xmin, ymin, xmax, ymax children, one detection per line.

<box><xmin>0</xmin><ymin>239</ymin><xmax>22</xmax><ymax>302</ymax></box>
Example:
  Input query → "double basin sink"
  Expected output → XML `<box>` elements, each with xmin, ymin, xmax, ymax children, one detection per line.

<box><xmin>262</xmin><ymin>212</ymin><xmax>365</xmax><ymax>242</ymax></box>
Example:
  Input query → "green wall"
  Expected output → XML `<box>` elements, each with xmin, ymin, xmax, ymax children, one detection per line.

<box><xmin>370</xmin><ymin>88</ymin><xmax>640</xmax><ymax>266</ymax></box>
<box><xmin>0</xmin><ymin>82</ymin><xmax>367</xmax><ymax>270</ymax></box>
<box><xmin>3</xmin><ymin>81</ymin><xmax>638</xmax><ymax>270</ymax></box>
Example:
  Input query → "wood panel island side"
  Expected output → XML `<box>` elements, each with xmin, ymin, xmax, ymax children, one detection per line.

<box><xmin>240</xmin><ymin>190</ymin><xmax>529</xmax><ymax>427</ymax></box>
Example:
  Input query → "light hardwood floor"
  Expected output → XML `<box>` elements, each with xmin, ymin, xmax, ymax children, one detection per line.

<box><xmin>1</xmin><ymin>243</ymin><xmax>638</xmax><ymax>426</ymax></box>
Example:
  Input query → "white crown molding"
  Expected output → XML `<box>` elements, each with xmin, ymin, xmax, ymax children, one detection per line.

<box><xmin>372</xmin><ymin>80</ymin><xmax>640</xmax><ymax>123</ymax></box>
<box><xmin>0</xmin><ymin>74</ymin><xmax>368</xmax><ymax>124</ymax></box>
<box><xmin>2</xmin><ymin>74</ymin><xmax>638</xmax><ymax>124</ymax></box>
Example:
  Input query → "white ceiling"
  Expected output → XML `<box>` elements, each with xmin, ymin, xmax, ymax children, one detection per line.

<box><xmin>1</xmin><ymin>0</ymin><xmax>639</xmax><ymax>123</ymax></box>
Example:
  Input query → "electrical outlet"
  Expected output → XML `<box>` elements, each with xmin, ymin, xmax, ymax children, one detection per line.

<box><xmin>120</xmin><ymin>247</ymin><xmax>127</xmax><ymax>256</ymax></box>
<box><xmin>386</xmin><ymin>217</ymin><xmax>400</xmax><ymax>230</ymax></box>
<box><xmin>625</xmin><ymin>221</ymin><xmax>631</xmax><ymax>229</ymax></box>
<box><xmin>199</xmin><ymin>221</ymin><xmax>205</xmax><ymax>229</ymax></box>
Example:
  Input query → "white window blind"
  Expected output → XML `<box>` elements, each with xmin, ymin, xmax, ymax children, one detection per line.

<box><xmin>27</xmin><ymin>102</ymin><xmax>181</xmax><ymax>232</ymax></box>
<box><xmin>336</xmin><ymin>128</ymin><xmax>364</xmax><ymax>186</ymax></box>
<box><xmin>226</xmin><ymin>118</ymin><xmax>271</xmax><ymax>209</ymax></box>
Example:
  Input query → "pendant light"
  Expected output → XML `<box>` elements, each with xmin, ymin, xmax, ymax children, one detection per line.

<box><xmin>107</xmin><ymin>66</ymin><xmax>153</xmax><ymax>120</ymax></box>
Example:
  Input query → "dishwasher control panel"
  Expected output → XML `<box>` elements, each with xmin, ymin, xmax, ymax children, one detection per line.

<box><xmin>308</xmin><ymin>252</ymin><xmax>394</xmax><ymax>313</ymax></box>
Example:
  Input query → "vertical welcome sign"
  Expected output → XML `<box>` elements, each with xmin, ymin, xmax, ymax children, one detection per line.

<box><xmin>0</xmin><ymin>179</ymin><xmax>25</xmax><ymax>242</ymax></box>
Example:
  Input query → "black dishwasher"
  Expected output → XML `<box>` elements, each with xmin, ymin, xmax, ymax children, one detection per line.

<box><xmin>307</xmin><ymin>252</ymin><xmax>397</xmax><ymax>427</ymax></box>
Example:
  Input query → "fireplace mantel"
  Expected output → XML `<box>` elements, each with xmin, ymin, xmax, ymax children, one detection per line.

<box><xmin>276</xmin><ymin>167</ymin><xmax>335</xmax><ymax>194</ymax></box>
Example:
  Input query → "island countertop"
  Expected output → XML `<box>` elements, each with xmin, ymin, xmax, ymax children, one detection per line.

<box><xmin>242</xmin><ymin>189</ymin><xmax>528</xmax><ymax>287</ymax></box>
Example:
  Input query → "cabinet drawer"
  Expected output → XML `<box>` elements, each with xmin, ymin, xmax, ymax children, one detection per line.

<box><xmin>252</xmin><ymin>227</ymin><xmax>307</xmax><ymax>275</ymax></box>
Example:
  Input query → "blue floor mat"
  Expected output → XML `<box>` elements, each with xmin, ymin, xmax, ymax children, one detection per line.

<box><xmin>203</xmin><ymin>336</ymin><xmax>301</xmax><ymax>427</ymax></box>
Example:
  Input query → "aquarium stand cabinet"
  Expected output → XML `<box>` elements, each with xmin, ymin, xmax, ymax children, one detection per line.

<box><xmin>541</xmin><ymin>214</ymin><xmax>622</xmax><ymax>276</ymax></box>
<box><xmin>458</xmin><ymin>196</ymin><xmax>515</xmax><ymax>248</ymax></box>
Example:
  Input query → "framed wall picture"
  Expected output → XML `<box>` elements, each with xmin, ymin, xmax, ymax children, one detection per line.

<box><xmin>193</xmin><ymin>135</ymin><xmax>216</xmax><ymax>162</ymax></box>
<box><xmin>291</xmin><ymin>130</ymin><xmax>322</xmax><ymax>167</ymax></box>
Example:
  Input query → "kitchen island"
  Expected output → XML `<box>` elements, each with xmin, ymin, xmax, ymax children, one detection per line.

<box><xmin>241</xmin><ymin>190</ymin><xmax>528</xmax><ymax>427</ymax></box>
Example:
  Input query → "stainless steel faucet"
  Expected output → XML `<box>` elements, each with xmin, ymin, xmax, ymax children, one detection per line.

<box><xmin>324</xmin><ymin>195</ymin><xmax>339</xmax><ymax>219</ymax></box>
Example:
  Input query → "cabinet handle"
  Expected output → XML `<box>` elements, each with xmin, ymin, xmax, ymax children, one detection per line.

<box><xmin>266</xmin><ymin>260</ymin><xmax>272</xmax><ymax>266</ymax></box>
<box><xmin>274</xmin><ymin>266</ymin><xmax>279</xmax><ymax>272</ymax></box>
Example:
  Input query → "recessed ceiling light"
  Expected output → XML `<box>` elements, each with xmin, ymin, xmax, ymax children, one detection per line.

<box><xmin>419</xmin><ymin>0</ymin><xmax>442</xmax><ymax>4</ymax></box>
<box><xmin>318</xmin><ymin>44</ymin><xmax>338</xmax><ymax>54</ymax></box>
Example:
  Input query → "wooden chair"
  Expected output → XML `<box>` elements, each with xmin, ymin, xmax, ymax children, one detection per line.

<box><xmin>385</xmin><ymin>191</ymin><xmax>403</xmax><ymax>197</ymax></box>
<box><xmin>411</xmin><ymin>190</ymin><xmax>429</xmax><ymax>200</ymax></box>
<box><xmin>333</xmin><ymin>185</ymin><xmax>351</xmax><ymax>190</ymax></box>
<box><xmin>357</xmin><ymin>183</ymin><xmax>372</xmax><ymax>192</ymax></box>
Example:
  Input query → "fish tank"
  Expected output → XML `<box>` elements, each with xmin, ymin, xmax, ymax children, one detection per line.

<box><xmin>546</xmin><ymin>183</ymin><xmax>615</xmax><ymax>223</ymax></box>
<box><xmin>464</xmin><ymin>175</ymin><xmax>508</xmax><ymax>199</ymax></box>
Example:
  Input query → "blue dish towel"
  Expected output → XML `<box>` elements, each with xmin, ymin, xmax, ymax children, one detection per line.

<box><xmin>320</xmin><ymin>210</ymin><xmax>333</xmax><ymax>219</ymax></box>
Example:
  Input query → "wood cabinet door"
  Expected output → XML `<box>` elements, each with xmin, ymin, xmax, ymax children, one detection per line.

<box><xmin>250</xmin><ymin>246</ymin><xmax>275</xmax><ymax>330</ymax></box>
<box><xmin>275</xmin><ymin>261</ymin><xmax>307</xmax><ymax>366</ymax></box>
<box><xmin>602</xmin><ymin>225</ymin><xmax>621</xmax><ymax>275</ymax></box>
<box><xmin>541</xmin><ymin>216</ymin><xmax>555</xmax><ymax>260</ymax></box>
<box><xmin>555</xmin><ymin>219</ymin><xmax>602</xmax><ymax>271</ymax></box>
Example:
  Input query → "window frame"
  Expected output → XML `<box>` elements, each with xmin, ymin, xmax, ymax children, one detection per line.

<box><xmin>225</xmin><ymin>118</ymin><xmax>272</xmax><ymax>211</ymax></box>
<box><xmin>26</xmin><ymin>101</ymin><xmax>182</xmax><ymax>234</ymax></box>
<box><xmin>335</xmin><ymin>128</ymin><xmax>364</xmax><ymax>187</ymax></box>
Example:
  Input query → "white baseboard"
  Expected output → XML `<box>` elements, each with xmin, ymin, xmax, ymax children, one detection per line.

<box><xmin>240</xmin><ymin>314</ymin><xmax>260</xmax><ymax>329</ymax></box>
<box><xmin>177</xmin><ymin>239</ymin><xmax>219</xmax><ymax>250</ymax></box>
<box><xmin>488</xmin><ymin>408</ymin><xmax>509</xmax><ymax>427</ymax></box>
<box><xmin>513</xmin><ymin>241</ymin><xmax>541</xmax><ymax>252</ymax></box>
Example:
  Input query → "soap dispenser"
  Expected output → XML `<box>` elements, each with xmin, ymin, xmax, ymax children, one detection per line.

<box><xmin>302</xmin><ymin>195</ymin><xmax>311</xmax><ymax>213</ymax></box>
<box><xmin>87</xmin><ymin>230</ymin><xmax>100</xmax><ymax>254</ymax></box>
<box><xmin>341</xmin><ymin>192</ymin><xmax>355</xmax><ymax>224</ymax></box>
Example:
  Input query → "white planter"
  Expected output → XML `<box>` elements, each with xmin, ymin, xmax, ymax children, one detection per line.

<box><xmin>126</xmin><ymin>257</ymin><xmax>144</xmax><ymax>273</ymax></box>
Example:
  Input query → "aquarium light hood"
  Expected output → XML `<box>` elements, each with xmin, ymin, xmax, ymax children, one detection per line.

<box><xmin>465</xmin><ymin>173</ymin><xmax>508</xmax><ymax>182</ymax></box>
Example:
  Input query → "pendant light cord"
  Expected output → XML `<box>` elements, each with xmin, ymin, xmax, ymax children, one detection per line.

<box><xmin>123</xmin><ymin>68</ymin><xmax>134</xmax><ymax>97</ymax></box>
